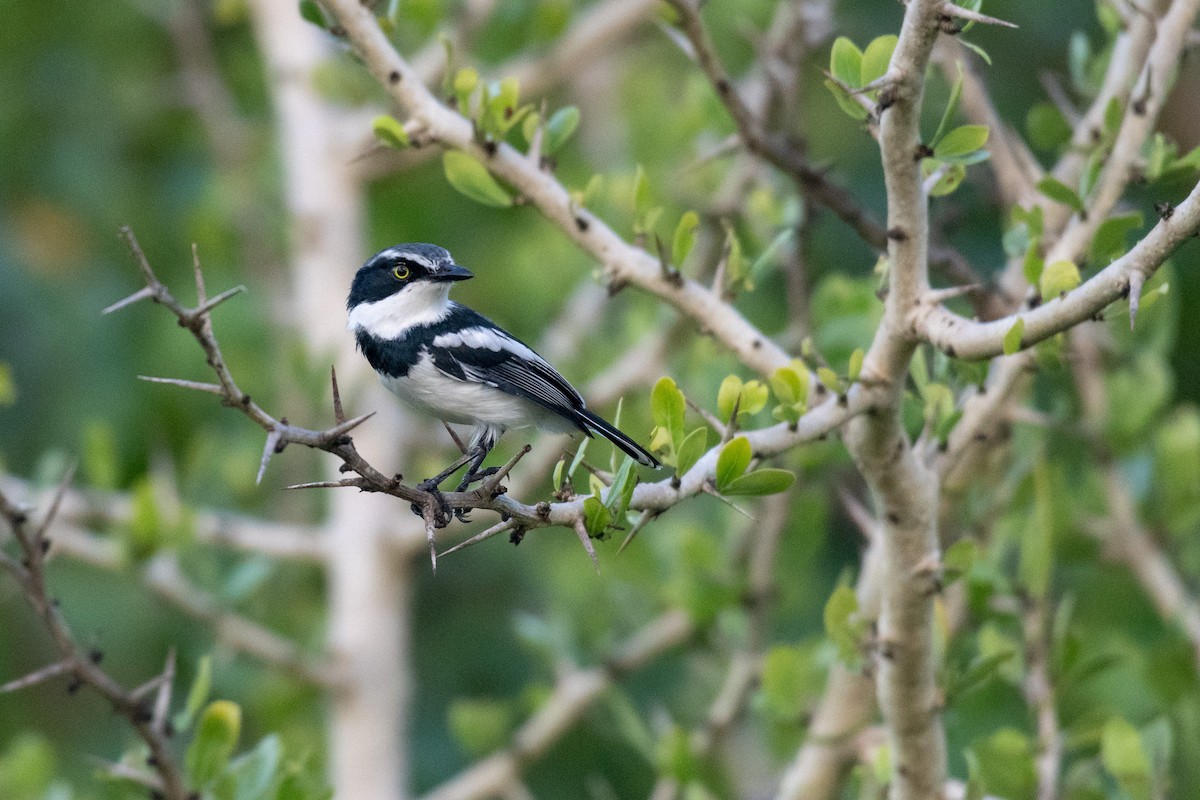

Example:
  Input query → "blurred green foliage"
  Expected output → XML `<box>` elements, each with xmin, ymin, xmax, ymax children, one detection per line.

<box><xmin>2</xmin><ymin>0</ymin><xmax>1200</xmax><ymax>798</ymax></box>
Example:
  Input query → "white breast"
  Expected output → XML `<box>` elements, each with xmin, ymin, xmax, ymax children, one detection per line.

<box><xmin>380</xmin><ymin>354</ymin><xmax>578</xmax><ymax>435</ymax></box>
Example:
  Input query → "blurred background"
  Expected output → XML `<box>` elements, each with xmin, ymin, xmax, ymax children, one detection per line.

<box><xmin>2</xmin><ymin>1</ymin><xmax>1200</xmax><ymax>798</ymax></box>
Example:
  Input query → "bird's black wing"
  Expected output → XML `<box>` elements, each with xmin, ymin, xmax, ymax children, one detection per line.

<box><xmin>425</xmin><ymin>318</ymin><xmax>588</xmax><ymax>426</ymax></box>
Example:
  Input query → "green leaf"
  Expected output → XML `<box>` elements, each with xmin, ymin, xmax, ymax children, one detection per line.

<box><xmin>739</xmin><ymin>380</ymin><xmax>769</xmax><ymax>418</ymax></box>
<box><xmin>830</xmin><ymin>36</ymin><xmax>864</xmax><ymax>88</ymax></box>
<box><xmin>187</xmin><ymin>700</ymin><xmax>241</xmax><ymax>787</ymax></box>
<box><xmin>860</xmin><ymin>35</ymin><xmax>898</xmax><ymax>85</ymax></box>
<box><xmin>1039</xmin><ymin>259</ymin><xmax>1081</xmax><ymax>301</ymax></box>
<box><xmin>544</xmin><ymin>105</ymin><xmax>580</xmax><ymax>154</ymax></box>
<box><xmin>604</xmin><ymin>456</ymin><xmax>638</xmax><ymax>518</ymax></box>
<box><xmin>847</xmin><ymin>348</ymin><xmax>864</xmax><ymax>382</ymax></box>
<box><xmin>452</xmin><ymin>67</ymin><xmax>479</xmax><ymax>114</ymax></box>
<box><xmin>1023</xmin><ymin>241</ymin><xmax>1044</xmax><ymax>286</ymax></box>
<box><xmin>717</xmin><ymin>375</ymin><xmax>743</xmax><ymax>425</ymax></box>
<box><xmin>1090</xmin><ymin>211</ymin><xmax>1143</xmax><ymax>266</ymax></box>
<box><xmin>1003</xmin><ymin>317</ymin><xmax>1025</xmax><ymax>355</ymax></box>
<box><xmin>817</xmin><ymin>367</ymin><xmax>843</xmax><ymax>395</ymax></box>
<box><xmin>1026</xmin><ymin>102</ymin><xmax>1072</xmax><ymax>151</ymax></box>
<box><xmin>582</xmin><ymin>495</ymin><xmax>612</xmax><ymax>537</ymax></box>
<box><xmin>0</xmin><ymin>363</ymin><xmax>14</xmax><ymax>407</ymax></box>
<box><xmin>214</xmin><ymin>735</ymin><xmax>281</xmax><ymax>800</ymax></box>
<box><xmin>174</xmin><ymin>654</ymin><xmax>213</xmax><ymax>734</ymax></box>
<box><xmin>651</xmin><ymin>376</ymin><xmax>685</xmax><ymax>450</ymax></box>
<box><xmin>959</xmin><ymin>38</ymin><xmax>992</xmax><ymax>65</ymax></box>
<box><xmin>1102</xmin><ymin>717</ymin><xmax>1152</xmax><ymax>800</ymax></box>
<box><xmin>823</xmin><ymin>80</ymin><xmax>869</xmax><ymax>121</ymax></box>
<box><xmin>931</xmin><ymin>62</ymin><xmax>965</xmax><ymax>150</ymax></box>
<box><xmin>675</xmin><ymin>427</ymin><xmax>708</xmax><ymax>477</ymax></box>
<box><xmin>448</xmin><ymin>698</ymin><xmax>513</xmax><ymax>757</ymax></box>
<box><xmin>1036</xmin><ymin>176</ymin><xmax>1084</xmax><ymax>212</ymax></box>
<box><xmin>933</xmin><ymin>124</ymin><xmax>989</xmax><ymax>160</ymax></box>
<box><xmin>442</xmin><ymin>151</ymin><xmax>513</xmax><ymax>208</ymax></box>
<box><xmin>947</xmin><ymin>650</ymin><xmax>1017</xmax><ymax>701</ymax></box>
<box><xmin>824</xmin><ymin>583</ymin><xmax>863</xmax><ymax>665</ymax></box>
<box><xmin>715</xmin><ymin>436</ymin><xmax>752</xmax><ymax>492</ymax></box>
<box><xmin>929</xmin><ymin>162</ymin><xmax>967</xmax><ymax>196</ymax></box>
<box><xmin>943</xmin><ymin>538</ymin><xmax>977</xmax><ymax>583</ymax></box>
<box><xmin>769</xmin><ymin>364</ymin><xmax>809</xmax><ymax>410</ymax></box>
<box><xmin>759</xmin><ymin>645</ymin><xmax>816</xmax><ymax>720</ymax></box>
<box><xmin>722</xmin><ymin>468</ymin><xmax>795</xmax><ymax>496</ymax></box>
<box><xmin>633</xmin><ymin>164</ymin><xmax>652</xmax><ymax>218</ymax></box>
<box><xmin>81</xmin><ymin>420</ymin><xmax>118</xmax><ymax>491</ymax></box>
<box><xmin>672</xmin><ymin>210</ymin><xmax>700</xmax><ymax>267</ymax></box>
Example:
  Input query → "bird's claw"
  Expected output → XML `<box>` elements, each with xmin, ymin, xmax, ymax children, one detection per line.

<box><xmin>412</xmin><ymin>479</ymin><xmax>453</xmax><ymax>528</ymax></box>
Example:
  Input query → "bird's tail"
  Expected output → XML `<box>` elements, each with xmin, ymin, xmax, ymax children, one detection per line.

<box><xmin>579</xmin><ymin>409</ymin><xmax>661</xmax><ymax>468</ymax></box>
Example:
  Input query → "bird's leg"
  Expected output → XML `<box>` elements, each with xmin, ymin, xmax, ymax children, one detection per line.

<box><xmin>412</xmin><ymin>450</ymin><xmax>475</xmax><ymax>525</ymax></box>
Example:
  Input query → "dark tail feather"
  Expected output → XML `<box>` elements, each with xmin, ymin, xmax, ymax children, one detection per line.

<box><xmin>578</xmin><ymin>409</ymin><xmax>661</xmax><ymax>468</ymax></box>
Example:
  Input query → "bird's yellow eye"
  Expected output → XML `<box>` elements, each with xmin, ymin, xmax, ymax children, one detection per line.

<box><xmin>393</xmin><ymin>265</ymin><xmax>410</xmax><ymax>281</ymax></box>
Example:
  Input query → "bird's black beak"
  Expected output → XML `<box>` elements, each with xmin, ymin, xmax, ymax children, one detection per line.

<box><xmin>433</xmin><ymin>264</ymin><xmax>474</xmax><ymax>282</ymax></box>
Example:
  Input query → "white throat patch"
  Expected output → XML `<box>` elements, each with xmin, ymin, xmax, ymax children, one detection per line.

<box><xmin>346</xmin><ymin>282</ymin><xmax>454</xmax><ymax>339</ymax></box>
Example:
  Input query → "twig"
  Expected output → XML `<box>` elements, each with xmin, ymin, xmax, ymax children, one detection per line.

<box><xmin>0</xmin><ymin>479</ymin><xmax>190</xmax><ymax>800</ymax></box>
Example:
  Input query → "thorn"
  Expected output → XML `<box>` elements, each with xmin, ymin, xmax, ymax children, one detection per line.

<box><xmin>256</xmin><ymin>428</ymin><xmax>285</xmax><ymax>486</ymax></box>
<box><xmin>438</xmin><ymin>519</ymin><xmax>518</xmax><ymax>558</ymax></box>
<box><xmin>330</xmin><ymin>367</ymin><xmax>345</xmax><ymax>424</ymax></box>
<box><xmin>322</xmin><ymin>411</ymin><xmax>375</xmax><ymax>442</ymax></box>
<box><xmin>1128</xmin><ymin>271</ymin><xmax>1145</xmax><ymax>331</ymax></box>
<box><xmin>283</xmin><ymin>478</ymin><xmax>365</xmax><ymax>490</ymax></box>
<box><xmin>923</xmin><ymin>284</ymin><xmax>981</xmax><ymax>304</ymax></box>
<box><xmin>137</xmin><ymin>376</ymin><xmax>225</xmax><ymax>396</ymax></box>
<box><xmin>34</xmin><ymin>463</ymin><xmax>77</xmax><ymax>545</ymax></box>
<box><xmin>102</xmin><ymin>286</ymin><xmax>157</xmax><ymax>315</ymax></box>
<box><xmin>939</xmin><ymin>1</ymin><xmax>1018</xmax><ymax>28</ymax></box>
<box><xmin>0</xmin><ymin>659</ymin><xmax>74</xmax><ymax>693</ymax></box>
<box><xmin>479</xmin><ymin>444</ymin><xmax>531</xmax><ymax>497</ymax></box>
<box><xmin>617</xmin><ymin>509</ymin><xmax>655</xmax><ymax>554</ymax></box>
<box><xmin>193</xmin><ymin>285</ymin><xmax>246</xmax><ymax>317</ymax></box>
<box><xmin>573</xmin><ymin>518</ymin><xmax>601</xmax><ymax>574</ymax></box>
<box><xmin>152</xmin><ymin>648</ymin><xmax>175</xmax><ymax>733</ymax></box>
<box><xmin>191</xmin><ymin>244</ymin><xmax>206</xmax><ymax>306</ymax></box>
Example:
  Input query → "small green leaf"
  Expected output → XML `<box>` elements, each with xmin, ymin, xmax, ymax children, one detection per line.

<box><xmin>372</xmin><ymin>115</ymin><xmax>410</xmax><ymax>149</ymax></box>
<box><xmin>453</xmin><ymin>67</ymin><xmax>479</xmax><ymax>97</ymax></box>
<box><xmin>715</xmin><ymin>436</ymin><xmax>752</xmax><ymax>492</ymax></box>
<box><xmin>817</xmin><ymin>366</ymin><xmax>843</xmax><ymax>395</ymax></box>
<box><xmin>1102</xmin><ymin>717</ymin><xmax>1151</xmax><ymax>800</ymax></box>
<box><xmin>943</xmin><ymin>538</ymin><xmax>977</xmax><ymax>583</ymax></box>
<box><xmin>830</xmin><ymin>37</ymin><xmax>864</xmax><ymax>88</ymax></box>
<box><xmin>958</xmin><ymin>38</ymin><xmax>992</xmax><ymax>65</ymax></box>
<box><xmin>633</xmin><ymin>164</ymin><xmax>652</xmax><ymax>217</ymax></box>
<box><xmin>671</xmin><ymin>211</ymin><xmax>700</xmax><ymax>267</ymax></box>
<box><xmin>1036</xmin><ymin>176</ymin><xmax>1084</xmax><ymax>212</ymax></box>
<box><xmin>929</xmin><ymin>162</ymin><xmax>967</xmax><ymax>196</ymax></box>
<box><xmin>824</xmin><ymin>583</ymin><xmax>863</xmax><ymax>665</ymax></box>
<box><xmin>1023</xmin><ymin>241</ymin><xmax>1044</xmax><ymax>286</ymax></box>
<box><xmin>214</xmin><ymin>734</ymin><xmax>282</xmax><ymax>800</ymax></box>
<box><xmin>717</xmin><ymin>375</ymin><xmax>743</xmax><ymax>425</ymax></box>
<box><xmin>1039</xmin><ymin>259</ymin><xmax>1081</xmax><ymax>301</ymax></box>
<box><xmin>824</xmin><ymin>80</ymin><xmax>870</xmax><ymax>120</ymax></box>
<box><xmin>1003</xmin><ymin>317</ymin><xmax>1025</xmax><ymax>355</ymax></box>
<box><xmin>933</xmin><ymin>124</ymin><xmax>990</xmax><ymax>160</ymax></box>
<box><xmin>722</xmin><ymin>468</ymin><xmax>795</xmax><ymax>496</ymax></box>
<box><xmin>1019</xmin><ymin>463</ymin><xmax>1054</xmax><ymax>598</ymax></box>
<box><xmin>947</xmin><ymin>650</ymin><xmax>1017</xmax><ymax>700</ymax></box>
<box><xmin>186</xmin><ymin>700</ymin><xmax>241</xmax><ymax>787</ymax></box>
<box><xmin>651</xmin><ymin>376</ymin><xmax>686</xmax><ymax>449</ymax></box>
<box><xmin>847</xmin><ymin>348</ymin><xmax>865</xmax><ymax>382</ymax></box>
<box><xmin>739</xmin><ymin>380</ymin><xmax>769</xmax><ymax>418</ymax></box>
<box><xmin>675</xmin><ymin>427</ymin><xmax>708</xmax><ymax>477</ymax></box>
<box><xmin>448</xmin><ymin>698</ymin><xmax>513</xmax><ymax>757</ymax></box>
<box><xmin>442</xmin><ymin>151</ymin><xmax>513</xmax><ymax>208</ymax></box>
<box><xmin>1026</xmin><ymin>103</ymin><xmax>1072</xmax><ymax>151</ymax></box>
<box><xmin>544</xmin><ymin>105</ymin><xmax>580</xmax><ymax>154</ymax></box>
<box><xmin>860</xmin><ymin>35</ymin><xmax>897</xmax><ymax>85</ymax></box>
<box><xmin>0</xmin><ymin>363</ymin><xmax>14</xmax><ymax>407</ymax></box>
<box><xmin>604</xmin><ymin>456</ymin><xmax>638</xmax><ymax>518</ymax></box>
<box><xmin>770</xmin><ymin>365</ymin><xmax>809</xmax><ymax>409</ymax></box>
<box><xmin>582</xmin><ymin>496</ymin><xmax>612</xmax><ymax>537</ymax></box>
<box><xmin>931</xmin><ymin>62</ymin><xmax>965</xmax><ymax>150</ymax></box>
<box><xmin>174</xmin><ymin>655</ymin><xmax>213</xmax><ymax>734</ymax></box>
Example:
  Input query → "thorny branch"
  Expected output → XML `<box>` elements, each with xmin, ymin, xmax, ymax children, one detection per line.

<box><xmin>108</xmin><ymin>226</ymin><xmax>874</xmax><ymax>566</ymax></box>
<box><xmin>0</xmin><ymin>476</ymin><xmax>190</xmax><ymax>800</ymax></box>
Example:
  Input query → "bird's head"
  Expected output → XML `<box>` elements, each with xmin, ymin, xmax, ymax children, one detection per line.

<box><xmin>347</xmin><ymin>244</ymin><xmax>474</xmax><ymax>335</ymax></box>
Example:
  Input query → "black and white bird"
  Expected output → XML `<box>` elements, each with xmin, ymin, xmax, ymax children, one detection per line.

<box><xmin>347</xmin><ymin>243</ymin><xmax>660</xmax><ymax>499</ymax></box>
